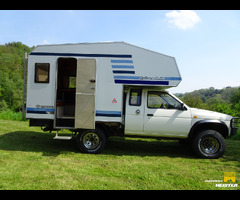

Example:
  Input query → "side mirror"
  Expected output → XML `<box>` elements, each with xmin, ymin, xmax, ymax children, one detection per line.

<box><xmin>179</xmin><ymin>103</ymin><xmax>187</xmax><ymax>111</ymax></box>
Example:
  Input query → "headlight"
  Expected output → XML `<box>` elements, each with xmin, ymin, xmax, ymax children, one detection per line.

<box><xmin>231</xmin><ymin>117</ymin><xmax>239</xmax><ymax>129</ymax></box>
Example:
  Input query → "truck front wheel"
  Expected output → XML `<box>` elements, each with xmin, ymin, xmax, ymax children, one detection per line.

<box><xmin>77</xmin><ymin>128</ymin><xmax>106</xmax><ymax>154</ymax></box>
<box><xmin>192</xmin><ymin>130</ymin><xmax>226</xmax><ymax>159</ymax></box>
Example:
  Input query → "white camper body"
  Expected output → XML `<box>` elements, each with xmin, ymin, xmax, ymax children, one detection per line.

<box><xmin>26</xmin><ymin>42</ymin><xmax>237</xmax><ymax>158</ymax></box>
<box><xmin>26</xmin><ymin>42</ymin><xmax>181</xmax><ymax>129</ymax></box>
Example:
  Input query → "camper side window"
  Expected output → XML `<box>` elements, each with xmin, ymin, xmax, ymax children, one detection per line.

<box><xmin>35</xmin><ymin>63</ymin><xmax>50</xmax><ymax>83</ymax></box>
<box><xmin>129</xmin><ymin>89</ymin><xmax>142</xmax><ymax>106</ymax></box>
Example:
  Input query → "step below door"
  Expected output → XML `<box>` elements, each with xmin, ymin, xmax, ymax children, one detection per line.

<box><xmin>75</xmin><ymin>59</ymin><xmax>96</xmax><ymax>129</ymax></box>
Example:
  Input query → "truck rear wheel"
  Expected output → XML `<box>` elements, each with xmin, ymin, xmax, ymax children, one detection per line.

<box><xmin>192</xmin><ymin>130</ymin><xmax>226</xmax><ymax>159</ymax></box>
<box><xmin>77</xmin><ymin>128</ymin><xmax>106</xmax><ymax>154</ymax></box>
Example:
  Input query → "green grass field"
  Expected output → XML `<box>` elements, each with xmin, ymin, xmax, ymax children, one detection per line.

<box><xmin>0</xmin><ymin>119</ymin><xmax>239</xmax><ymax>190</ymax></box>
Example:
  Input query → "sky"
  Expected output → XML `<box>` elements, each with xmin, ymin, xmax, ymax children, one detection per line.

<box><xmin>0</xmin><ymin>10</ymin><xmax>240</xmax><ymax>93</ymax></box>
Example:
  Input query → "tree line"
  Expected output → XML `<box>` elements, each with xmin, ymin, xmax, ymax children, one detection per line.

<box><xmin>176</xmin><ymin>86</ymin><xmax>240</xmax><ymax>118</ymax></box>
<box><xmin>0</xmin><ymin>42</ymin><xmax>240</xmax><ymax>119</ymax></box>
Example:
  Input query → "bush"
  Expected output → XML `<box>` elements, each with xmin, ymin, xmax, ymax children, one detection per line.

<box><xmin>0</xmin><ymin>100</ymin><xmax>9</xmax><ymax>112</ymax></box>
<box><xmin>0</xmin><ymin>110</ymin><xmax>22</xmax><ymax>121</ymax></box>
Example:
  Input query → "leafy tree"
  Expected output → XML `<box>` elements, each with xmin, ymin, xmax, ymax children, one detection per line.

<box><xmin>0</xmin><ymin>42</ymin><xmax>33</xmax><ymax>112</ymax></box>
<box><xmin>181</xmin><ymin>93</ymin><xmax>205</xmax><ymax>108</ymax></box>
<box><xmin>230</xmin><ymin>88</ymin><xmax>240</xmax><ymax>118</ymax></box>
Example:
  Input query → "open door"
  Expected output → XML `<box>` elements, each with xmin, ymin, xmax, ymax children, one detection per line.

<box><xmin>75</xmin><ymin>59</ymin><xmax>96</xmax><ymax>129</ymax></box>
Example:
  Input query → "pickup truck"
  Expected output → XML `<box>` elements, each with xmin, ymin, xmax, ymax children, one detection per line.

<box><xmin>77</xmin><ymin>88</ymin><xmax>238</xmax><ymax>159</ymax></box>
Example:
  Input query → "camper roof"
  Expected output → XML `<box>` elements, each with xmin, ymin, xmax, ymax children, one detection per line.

<box><xmin>32</xmin><ymin>41</ymin><xmax>174</xmax><ymax>58</ymax></box>
<box><xmin>30</xmin><ymin>41</ymin><xmax>182</xmax><ymax>88</ymax></box>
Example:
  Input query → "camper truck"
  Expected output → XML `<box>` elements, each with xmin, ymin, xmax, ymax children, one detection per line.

<box><xmin>25</xmin><ymin>42</ymin><xmax>238</xmax><ymax>158</ymax></box>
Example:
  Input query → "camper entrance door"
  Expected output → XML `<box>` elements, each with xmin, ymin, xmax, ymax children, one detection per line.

<box><xmin>56</xmin><ymin>58</ymin><xmax>96</xmax><ymax>129</ymax></box>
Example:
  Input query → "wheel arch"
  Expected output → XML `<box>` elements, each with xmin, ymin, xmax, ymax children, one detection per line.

<box><xmin>188</xmin><ymin>120</ymin><xmax>229</xmax><ymax>140</ymax></box>
<box><xmin>95</xmin><ymin>123</ymin><xmax>110</xmax><ymax>137</ymax></box>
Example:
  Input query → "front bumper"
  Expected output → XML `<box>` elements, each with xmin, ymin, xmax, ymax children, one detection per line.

<box><xmin>230</xmin><ymin>117</ymin><xmax>239</xmax><ymax>136</ymax></box>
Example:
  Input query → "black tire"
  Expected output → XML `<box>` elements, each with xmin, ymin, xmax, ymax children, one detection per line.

<box><xmin>77</xmin><ymin>128</ymin><xmax>106</xmax><ymax>154</ymax></box>
<box><xmin>192</xmin><ymin>130</ymin><xmax>226</xmax><ymax>159</ymax></box>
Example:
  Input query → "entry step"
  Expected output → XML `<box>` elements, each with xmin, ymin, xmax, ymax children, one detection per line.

<box><xmin>53</xmin><ymin>130</ymin><xmax>72</xmax><ymax>140</ymax></box>
<box><xmin>53</xmin><ymin>136</ymin><xmax>72</xmax><ymax>140</ymax></box>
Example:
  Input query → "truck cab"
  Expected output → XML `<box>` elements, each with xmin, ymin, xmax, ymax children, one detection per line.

<box><xmin>121</xmin><ymin>87</ymin><xmax>238</xmax><ymax>158</ymax></box>
<box><xmin>125</xmin><ymin>88</ymin><xmax>191</xmax><ymax>138</ymax></box>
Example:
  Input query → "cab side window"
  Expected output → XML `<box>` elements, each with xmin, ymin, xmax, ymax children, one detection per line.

<box><xmin>148</xmin><ymin>92</ymin><xmax>165</xmax><ymax>108</ymax></box>
<box><xmin>129</xmin><ymin>89</ymin><xmax>142</xmax><ymax>106</ymax></box>
<box><xmin>148</xmin><ymin>91</ymin><xmax>182</xmax><ymax>109</ymax></box>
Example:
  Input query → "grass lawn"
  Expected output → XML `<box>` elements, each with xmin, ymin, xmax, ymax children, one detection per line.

<box><xmin>0</xmin><ymin>119</ymin><xmax>239</xmax><ymax>190</ymax></box>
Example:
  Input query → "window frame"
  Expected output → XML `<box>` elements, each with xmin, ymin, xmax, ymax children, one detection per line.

<box><xmin>35</xmin><ymin>63</ymin><xmax>50</xmax><ymax>83</ymax></box>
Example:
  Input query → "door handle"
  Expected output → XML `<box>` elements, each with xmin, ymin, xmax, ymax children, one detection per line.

<box><xmin>147</xmin><ymin>114</ymin><xmax>154</xmax><ymax>117</ymax></box>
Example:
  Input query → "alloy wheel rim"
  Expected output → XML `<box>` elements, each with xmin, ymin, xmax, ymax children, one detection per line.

<box><xmin>83</xmin><ymin>132</ymin><xmax>100</xmax><ymax>150</ymax></box>
<box><xmin>200</xmin><ymin>136</ymin><xmax>220</xmax><ymax>154</ymax></box>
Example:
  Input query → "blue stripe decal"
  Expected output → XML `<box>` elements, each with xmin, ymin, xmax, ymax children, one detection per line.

<box><xmin>114</xmin><ymin>76</ymin><xmax>141</xmax><ymax>80</ymax></box>
<box><xmin>164</xmin><ymin>77</ymin><xmax>182</xmax><ymax>81</ymax></box>
<box><xmin>96</xmin><ymin>110</ymin><xmax>121</xmax><ymax>117</ymax></box>
<box><xmin>30</xmin><ymin>52</ymin><xmax>132</xmax><ymax>58</ymax></box>
<box><xmin>110</xmin><ymin>59</ymin><xmax>177</xmax><ymax>86</ymax></box>
<box><xmin>115</xmin><ymin>80</ymin><xmax>169</xmax><ymax>85</ymax></box>
<box><xmin>113</xmin><ymin>76</ymin><xmax>181</xmax><ymax>82</ymax></box>
<box><xmin>111</xmin><ymin>60</ymin><xmax>133</xmax><ymax>63</ymax></box>
<box><xmin>27</xmin><ymin>107</ymin><xmax>55</xmax><ymax>114</ymax></box>
<box><xmin>113</xmin><ymin>70</ymin><xmax>135</xmax><ymax>74</ymax></box>
<box><xmin>112</xmin><ymin>65</ymin><xmax>134</xmax><ymax>69</ymax></box>
<box><xmin>114</xmin><ymin>76</ymin><xmax>181</xmax><ymax>80</ymax></box>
